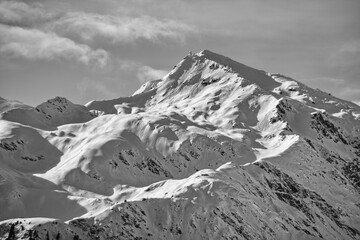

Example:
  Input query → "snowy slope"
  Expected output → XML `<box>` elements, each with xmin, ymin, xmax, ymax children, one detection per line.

<box><xmin>1</xmin><ymin>50</ymin><xmax>360</xmax><ymax>240</ymax></box>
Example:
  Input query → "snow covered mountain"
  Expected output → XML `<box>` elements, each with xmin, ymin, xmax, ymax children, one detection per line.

<box><xmin>0</xmin><ymin>50</ymin><xmax>359</xmax><ymax>240</ymax></box>
<box><xmin>0</xmin><ymin>97</ymin><xmax>95</xmax><ymax>130</ymax></box>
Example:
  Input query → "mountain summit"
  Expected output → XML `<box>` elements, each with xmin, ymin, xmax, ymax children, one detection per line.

<box><xmin>1</xmin><ymin>50</ymin><xmax>360</xmax><ymax>239</ymax></box>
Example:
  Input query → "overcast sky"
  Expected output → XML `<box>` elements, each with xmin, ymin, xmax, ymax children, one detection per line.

<box><xmin>0</xmin><ymin>0</ymin><xmax>359</xmax><ymax>106</ymax></box>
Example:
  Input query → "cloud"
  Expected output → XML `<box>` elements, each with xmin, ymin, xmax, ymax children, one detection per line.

<box><xmin>0</xmin><ymin>1</ymin><xmax>54</xmax><ymax>27</ymax></box>
<box><xmin>0</xmin><ymin>24</ymin><xmax>109</xmax><ymax>68</ymax></box>
<box><xmin>0</xmin><ymin>1</ymin><xmax>195</xmax><ymax>70</ymax></box>
<box><xmin>52</xmin><ymin>13</ymin><xmax>196</xmax><ymax>44</ymax></box>
<box><xmin>136</xmin><ymin>65</ymin><xmax>168</xmax><ymax>83</ymax></box>
<box><xmin>111</xmin><ymin>59</ymin><xmax>168</xmax><ymax>83</ymax></box>
<box><xmin>0</xmin><ymin>1</ymin><xmax>196</xmax><ymax>45</ymax></box>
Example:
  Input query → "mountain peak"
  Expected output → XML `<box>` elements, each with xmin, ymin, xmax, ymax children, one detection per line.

<box><xmin>195</xmin><ymin>50</ymin><xmax>265</xmax><ymax>76</ymax></box>
<box><xmin>196</xmin><ymin>49</ymin><xmax>219</xmax><ymax>57</ymax></box>
<box><xmin>164</xmin><ymin>49</ymin><xmax>279</xmax><ymax>92</ymax></box>
<box><xmin>195</xmin><ymin>49</ymin><xmax>229</xmax><ymax>61</ymax></box>
<box><xmin>43</xmin><ymin>96</ymin><xmax>71</xmax><ymax>105</ymax></box>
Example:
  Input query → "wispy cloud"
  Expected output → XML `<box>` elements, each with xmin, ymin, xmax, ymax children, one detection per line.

<box><xmin>52</xmin><ymin>13</ymin><xmax>196</xmax><ymax>44</ymax></box>
<box><xmin>111</xmin><ymin>59</ymin><xmax>168</xmax><ymax>83</ymax></box>
<box><xmin>0</xmin><ymin>1</ymin><xmax>196</xmax><ymax>44</ymax></box>
<box><xmin>0</xmin><ymin>24</ymin><xmax>109</xmax><ymax>68</ymax></box>
<box><xmin>0</xmin><ymin>0</ymin><xmax>195</xmax><ymax>70</ymax></box>
<box><xmin>136</xmin><ymin>65</ymin><xmax>168</xmax><ymax>83</ymax></box>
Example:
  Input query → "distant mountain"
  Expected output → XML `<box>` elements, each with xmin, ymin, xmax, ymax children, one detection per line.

<box><xmin>0</xmin><ymin>96</ymin><xmax>95</xmax><ymax>130</ymax></box>
<box><xmin>0</xmin><ymin>50</ymin><xmax>359</xmax><ymax>240</ymax></box>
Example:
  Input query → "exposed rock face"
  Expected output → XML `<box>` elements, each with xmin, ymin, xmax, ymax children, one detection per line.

<box><xmin>0</xmin><ymin>50</ymin><xmax>360</xmax><ymax>239</ymax></box>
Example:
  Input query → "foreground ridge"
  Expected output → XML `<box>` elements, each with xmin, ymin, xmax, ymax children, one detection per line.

<box><xmin>0</xmin><ymin>50</ymin><xmax>359</xmax><ymax>239</ymax></box>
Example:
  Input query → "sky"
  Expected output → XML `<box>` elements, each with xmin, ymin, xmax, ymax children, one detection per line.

<box><xmin>0</xmin><ymin>0</ymin><xmax>359</xmax><ymax>106</ymax></box>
